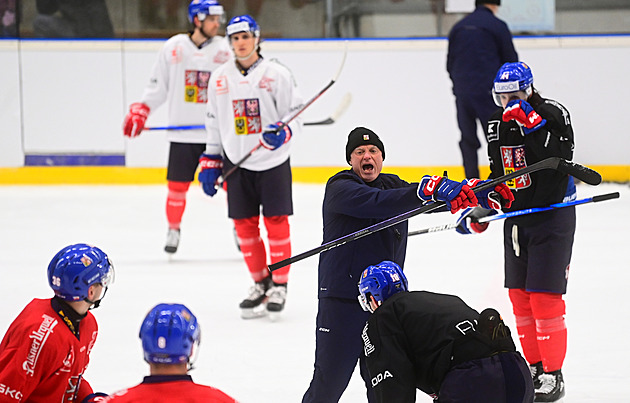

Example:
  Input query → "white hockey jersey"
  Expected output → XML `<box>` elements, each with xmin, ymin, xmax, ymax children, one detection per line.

<box><xmin>204</xmin><ymin>58</ymin><xmax>303</xmax><ymax>172</ymax></box>
<box><xmin>140</xmin><ymin>33</ymin><xmax>231</xmax><ymax>144</ymax></box>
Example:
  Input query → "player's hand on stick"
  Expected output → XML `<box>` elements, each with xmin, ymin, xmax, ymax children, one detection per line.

<box><xmin>260</xmin><ymin>122</ymin><xmax>292</xmax><ymax>150</ymax></box>
<box><xmin>417</xmin><ymin>175</ymin><xmax>478</xmax><ymax>213</ymax></box>
<box><xmin>466</xmin><ymin>179</ymin><xmax>514</xmax><ymax>210</ymax></box>
<box><xmin>502</xmin><ymin>100</ymin><xmax>546</xmax><ymax>134</ymax></box>
<box><xmin>456</xmin><ymin>207</ymin><xmax>497</xmax><ymax>235</ymax></box>
<box><xmin>123</xmin><ymin>102</ymin><xmax>150</xmax><ymax>138</ymax></box>
<box><xmin>198</xmin><ymin>154</ymin><xmax>223</xmax><ymax>197</ymax></box>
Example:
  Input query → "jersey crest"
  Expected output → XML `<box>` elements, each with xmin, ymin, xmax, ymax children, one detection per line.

<box><xmin>500</xmin><ymin>146</ymin><xmax>531</xmax><ymax>189</ymax></box>
<box><xmin>233</xmin><ymin>98</ymin><xmax>262</xmax><ymax>135</ymax></box>
<box><xmin>185</xmin><ymin>70</ymin><xmax>211</xmax><ymax>103</ymax></box>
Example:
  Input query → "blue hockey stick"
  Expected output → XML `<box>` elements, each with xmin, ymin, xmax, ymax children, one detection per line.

<box><xmin>407</xmin><ymin>192</ymin><xmax>619</xmax><ymax>237</ymax></box>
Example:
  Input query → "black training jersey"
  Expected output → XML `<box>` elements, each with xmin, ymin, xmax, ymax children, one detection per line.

<box><xmin>486</xmin><ymin>94</ymin><xmax>574</xmax><ymax>213</ymax></box>
<box><xmin>362</xmin><ymin>291</ymin><xmax>479</xmax><ymax>399</ymax></box>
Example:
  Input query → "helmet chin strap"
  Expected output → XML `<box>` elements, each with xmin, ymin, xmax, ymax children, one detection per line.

<box><xmin>86</xmin><ymin>287</ymin><xmax>108</xmax><ymax>310</ymax></box>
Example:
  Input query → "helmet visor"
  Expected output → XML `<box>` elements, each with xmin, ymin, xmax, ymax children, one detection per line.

<box><xmin>357</xmin><ymin>293</ymin><xmax>373</xmax><ymax>313</ymax></box>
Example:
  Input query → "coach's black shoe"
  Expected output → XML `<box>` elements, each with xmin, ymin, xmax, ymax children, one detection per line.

<box><xmin>534</xmin><ymin>369</ymin><xmax>565</xmax><ymax>402</ymax></box>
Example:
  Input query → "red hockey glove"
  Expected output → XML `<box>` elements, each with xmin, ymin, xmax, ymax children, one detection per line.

<box><xmin>123</xmin><ymin>102</ymin><xmax>150</xmax><ymax>138</ymax></box>
<box><xmin>198</xmin><ymin>154</ymin><xmax>223</xmax><ymax>197</ymax></box>
<box><xmin>260</xmin><ymin>122</ymin><xmax>292</xmax><ymax>150</ymax></box>
<box><xmin>456</xmin><ymin>207</ymin><xmax>497</xmax><ymax>235</ymax></box>
<box><xmin>466</xmin><ymin>179</ymin><xmax>514</xmax><ymax>210</ymax></box>
<box><xmin>502</xmin><ymin>100</ymin><xmax>546</xmax><ymax>134</ymax></box>
<box><xmin>418</xmin><ymin>175</ymin><xmax>478</xmax><ymax>214</ymax></box>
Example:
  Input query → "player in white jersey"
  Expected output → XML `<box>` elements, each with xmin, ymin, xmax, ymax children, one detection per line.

<box><xmin>198</xmin><ymin>14</ymin><xmax>303</xmax><ymax>319</ymax></box>
<box><xmin>122</xmin><ymin>0</ymin><xmax>230</xmax><ymax>254</ymax></box>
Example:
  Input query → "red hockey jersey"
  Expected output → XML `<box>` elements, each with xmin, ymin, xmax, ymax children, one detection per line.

<box><xmin>104</xmin><ymin>375</ymin><xmax>237</xmax><ymax>403</ymax></box>
<box><xmin>0</xmin><ymin>298</ymin><xmax>97</xmax><ymax>402</ymax></box>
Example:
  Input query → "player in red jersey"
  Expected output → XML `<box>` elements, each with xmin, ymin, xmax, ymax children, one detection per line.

<box><xmin>0</xmin><ymin>243</ymin><xmax>114</xmax><ymax>403</ymax></box>
<box><xmin>104</xmin><ymin>303</ymin><xmax>237</xmax><ymax>403</ymax></box>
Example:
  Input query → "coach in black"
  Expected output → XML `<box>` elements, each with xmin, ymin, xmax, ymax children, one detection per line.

<box><xmin>301</xmin><ymin>127</ymin><xmax>510</xmax><ymax>402</ymax></box>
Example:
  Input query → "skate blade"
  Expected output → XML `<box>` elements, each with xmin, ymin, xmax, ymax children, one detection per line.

<box><xmin>241</xmin><ymin>306</ymin><xmax>268</xmax><ymax>319</ymax></box>
<box><xmin>268</xmin><ymin>311</ymin><xmax>282</xmax><ymax>322</ymax></box>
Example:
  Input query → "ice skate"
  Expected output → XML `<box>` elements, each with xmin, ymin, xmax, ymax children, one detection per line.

<box><xmin>530</xmin><ymin>361</ymin><xmax>543</xmax><ymax>390</ymax></box>
<box><xmin>239</xmin><ymin>277</ymin><xmax>272</xmax><ymax>319</ymax></box>
<box><xmin>534</xmin><ymin>370</ymin><xmax>565</xmax><ymax>402</ymax></box>
<box><xmin>164</xmin><ymin>229</ymin><xmax>180</xmax><ymax>254</ymax></box>
<box><xmin>266</xmin><ymin>283</ymin><xmax>287</xmax><ymax>321</ymax></box>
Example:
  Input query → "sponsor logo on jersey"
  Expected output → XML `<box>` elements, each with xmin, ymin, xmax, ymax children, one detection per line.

<box><xmin>371</xmin><ymin>370</ymin><xmax>393</xmax><ymax>387</ymax></box>
<box><xmin>185</xmin><ymin>70</ymin><xmax>212</xmax><ymax>103</ymax></box>
<box><xmin>500</xmin><ymin>146</ymin><xmax>531</xmax><ymax>189</ymax></box>
<box><xmin>362</xmin><ymin>322</ymin><xmax>375</xmax><ymax>356</ymax></box>
<box><xmin>0</xmin><ymin>384</ymin><xmax>23</xmax><ymax>400</ymax></box>
<box><xmin>232</xmin><ymin>98</ymin><xmax>262</xmax><ymax>135</ymax></box>
<box><xmin>487</xmin><ymin>120</ymin><xmax>500</xmax><ymax>142</ymax></box>
<box><xmin>214</xmin><ymin>51</ymin><xmax>230</xmax><ymax>65</ymax></box>
<box><xmin>258</xmin><ymin>76</ymin><xmax>275</xmax><ymax>92</ymax></box>
<box><xmin>23</xmin><ymin>314</ymin><xmax>58</xmax><ymax>376</ymax></box>
<box><xmin>216</xmin><ymin>75</ymin><xmax>228</xmax><ymax>95</ymax></box>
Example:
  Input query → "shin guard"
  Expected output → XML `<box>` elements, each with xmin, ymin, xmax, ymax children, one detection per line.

<box><xmin>234</xmin><ymin>216</ymin><xmax>269</xmax><ymax>282</ymax></box>
<box><xmin>530</xmin><ymin>292</ymin><xmax>567</xmax><ymax>373</ymax></box>
<box><xmin>509</xmin><ymin>288</ymin><xmax>541</xmax><ymax>364</ymax></box>
<box><xmin>264</xmin><ymin>215</ymin><xmax>291</xmax><ymax>284</ymax></box>
<box><xmin>166</xmin><ymin>181</ymin><xmax>190</xmax><ymax>230</ymax></box>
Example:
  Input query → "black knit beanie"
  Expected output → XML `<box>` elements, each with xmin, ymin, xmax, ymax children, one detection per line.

<box><xmin>345</xmin><ymin>127</ymin><xmax>385</xmax><ymax>164</ymax></box>
<box><xmin>476</xmin><ymin>0</ymin><xmax>500</xmax><ymax>6</ymax></box>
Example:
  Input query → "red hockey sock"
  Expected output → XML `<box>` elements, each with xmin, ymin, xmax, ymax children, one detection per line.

<box><xmin>234</xmin><ymin>216</ymin><xmax>269</xmax><ymax>282</ymax></box>
<box><xmin>264</xmin><ymin>215</ymin><xmax>291</xmax><ymax>284</ymax></box>
<box><xmin>509</xmin><ymin>288</ymin><xmax>541</xmax><ymax>364</ymax></box>
<box><xmin>530</xmin><ymin>292</ymin><xmax>567</xmax><ymax>373</ymax></box>
<box><xmin>166</xmin><ymin>181</ymin><xmax>190</xmax><ymax>230</ymax></box>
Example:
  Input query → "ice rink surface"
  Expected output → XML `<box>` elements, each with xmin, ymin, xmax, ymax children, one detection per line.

<box><xmin>1</xmin><ymin>181</ymin><xmax>628</xmax><ymax>402</ymax></box>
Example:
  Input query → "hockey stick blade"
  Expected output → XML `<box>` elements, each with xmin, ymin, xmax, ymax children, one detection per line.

<box><xmin>557</xmin><ymin>159</ymin><xmax>602</xmax><ymax>185</ymax></box>
<box><xmin>304</xmin><ymin>93</ymin><xmax>352</xmax><ymax>126</ymax></box>
<box><xmin>408</xmin><ymin>192</ymin><xmax>620</xmax><ymax>237</ymax></box>
<box><xmin>268</xmin><ymin>157</ymin><xmax>598</xmax><ymax>272</ymax></box>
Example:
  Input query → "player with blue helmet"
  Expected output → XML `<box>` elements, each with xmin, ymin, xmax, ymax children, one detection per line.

<box><xmin>457</xmin><ymin>61</ymin><xmax>576</xmax><ymax>402</ymax></box>
<box><xmin>199</xmin><ymin>13</ymin><xmax>304</xmax><ymax>319</ymax></box>
<box><xmin>105</xmin><ymin>303</ymin><xmax>237</xmax><ymax>402</ymax></box>
<box><xmin>123</xmin><ymin>0</ymin><xmax>230</xmax><ymax>255</ymax></box>
<box><xmin>358</xmin><ymin>261</ymin><xmax>534</xmax><ymax>403</ymax></box>
<box><xmin>0</xmin><ymin>243</ymin><xmax>114</xmax><ymax>402</ymax></box>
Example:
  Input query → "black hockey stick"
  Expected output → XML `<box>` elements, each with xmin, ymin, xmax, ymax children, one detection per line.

<box><xmin>219</xmin><ymin>44</ymin><xmax>349</xmax><ymax>184</ymax></box>
<box><xmin>408</xmin><ymin>192</ymin><xmax>619</xmax><ymax>237</ymax></box>
<box><xmin>145</xmin><ymin>94</ymin><xmax>351</xmax><ymax>130</ymax></box>
<box><xmin>268</xmin><ymin>157</ymin><xmax>601</xmax><ymax>272</ymax></box>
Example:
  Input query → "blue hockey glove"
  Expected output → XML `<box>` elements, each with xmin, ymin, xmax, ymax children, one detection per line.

<box><xmin>417</xmin><ymin>175</ymin><xmax>478</xmax><ymax>214</ymax></box>
<box><xmin>456</xmin><ymin>207</ymin><xmax>497</xmax><ymax>235</ymax></box>
<box><xmin>198</xmin><ymin>154</ymin><xmax>223</xmax><ymax>197</ymax></box>
<box><xmin>466</xmin><ymin>179</ymin><xmax>514</xmax><ymax>210</ymax></box>
<box><xmin>260</xmin><ymin>122</ymin><xmax>292</xmax><ymax>150</ymax></box>
<box><xmin>502</xmin><ymin>99</ymin><xmax>547</xmax><ymax>134</ymax></box>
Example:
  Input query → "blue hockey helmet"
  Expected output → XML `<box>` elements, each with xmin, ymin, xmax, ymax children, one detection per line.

<box><xmin>226</xmin><ymin>14</ymin><xmax>260</xmax><ymax>38</ymax></box>
<box><xmin>140</xmin><ymin>303</ymin><xmax>201</xmax><ymax>366</ymax></box>
<box><xmin>492</xmin><ymin>62</ymin><xmax>534</xmax><ymax>106</ymax></box>
<box><xmin>358</xmin><ymin>261</ymin><xmax>408</xmax><ymax>313</ymax></box>
<box><xmin>47</xmin><ymin>243</ymin><xmax>114</xmax><ymax>303</ymax></box>
<box><xmin>188</xmin><ymin>0</ymin><xmax>225</xmax><ymax>24</ymax></box>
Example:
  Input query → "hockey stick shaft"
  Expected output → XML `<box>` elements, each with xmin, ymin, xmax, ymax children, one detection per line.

<box><xmin>477</xmin><ymin>191</ymin><xmax>620</xmax><ymax>223</ymax></box>
<box><xmin>219</xmin><ymin>45</ymin><xmax>349</xmax><ymax>183</ymax></box>
<box><xmin>146</xmin><ymin>93</ymin><xmax>351</xmax><ymax>131</ymax></box>
<box><xmin>268</xmin><ymin>157</ymin><xmax>601</xmax><ymax>272</ymax></box>
<box><xmin>408</xmin><ymin>192</ymin><xmax>619</xmax><ymax>237</ymax></box>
